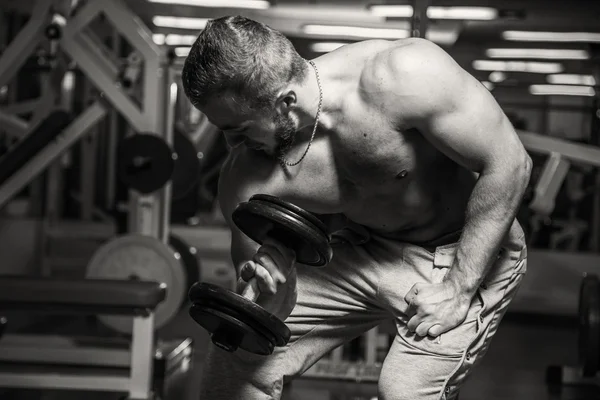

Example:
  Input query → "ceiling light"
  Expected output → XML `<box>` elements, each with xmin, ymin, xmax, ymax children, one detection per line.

<box><xmin>147</xmin><ymin>0</ymin><xmax>270</xmax><ymax>9</ymax></box>
<box><xmin>369</xmin><ymin>5</ymin><xmax>497</xmax><ymax>20</ymax></box>
<box><xmin>428</xmin><ymin>7</ymin><xmax>497</xmax><ymax>20</ymax></box>
<box><xmin>489</xmin><ymin>71</ymin><xmax>506</xmax><ymax>83</ymax></box>
<box><xmin>303</xmin><ymin>25</ymin><xmax>409</xmax><ymax>40</ymax></box>
<box><xmin>153</xmin><ymin>33</ymin><xmax>197</xmax><ymax>46</ymax></box>
<box><xmin>310</xmin><ymin>42</ymin><xmax>349</xmax><ymax>53</ymax></box>
<box><xmin>486</xmin><ymin>48</ymin><xmax>589</xmax><ymax>60</ymax></box>
<box><xmin>174</xmin><ymin>47</ymin><xmax>191</xmax><ymax>57</ymax></box>
<box><xmin>153</xmin><ymin>33</ymin><xmax>165</xmax><ymax>45</ymax></box>
<box><xmin>529</xmin><ymin>84</ymin><xmax>596</xmax><ymax>97</ymax></box>
<box><xmin>472</xmin><ymin>60</ymin><xmax>563</xmax><ymax>74</ymax></box>
<box><xmin>152</xmin><ymin>16</ymin><xmax>210</xmax><ymax>30</ymax></box>
<box><xmin>369</xmin><ymin>5</ymin><xmax>413</xmax><ymax>18</ymax></box>
<box><xmin>503</xmin><ymin>31</ymin><xmax>600</xmax><ymax>43</ymax></box>
<box><xmin>547</xmin><ymin>74</ymin><xmax>596</xmax><ymax>86</ymax></box>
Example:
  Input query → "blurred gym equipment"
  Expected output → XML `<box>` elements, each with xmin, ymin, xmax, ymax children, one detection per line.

<box><xmin>0</xmin><ymin>0</ymin><xmax>200</xmax><ymax>398</ymax></box>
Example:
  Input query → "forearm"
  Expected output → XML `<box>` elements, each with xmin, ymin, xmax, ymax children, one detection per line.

<box><xmin>443</xmin><ymin>164</ymin><xmax>531</xmax><ymax>296</ymax></box>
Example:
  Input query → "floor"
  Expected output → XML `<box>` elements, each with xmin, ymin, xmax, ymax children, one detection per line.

<box><xmin>1</xmin><ymin>307</ymin><xmax>598</xmax><ymax>400</ymax></box>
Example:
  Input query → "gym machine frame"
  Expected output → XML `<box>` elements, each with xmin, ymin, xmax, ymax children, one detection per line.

<box><xmin>0</xmin><ymin>0</ymin><xmax>191</xmax><ymax>399</ymax></box>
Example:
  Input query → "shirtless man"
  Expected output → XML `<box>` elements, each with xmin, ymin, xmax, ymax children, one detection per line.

<box><xmin>182</xmin><ymin>15</ymin><xmax>531</xmax><ymax>400</ymax></box>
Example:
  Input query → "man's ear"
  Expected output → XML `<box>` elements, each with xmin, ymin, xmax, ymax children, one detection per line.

<box><xmin>275</xmin><ymin>90</ymin><xmax>297</xmax><ymax>115</ymax></box>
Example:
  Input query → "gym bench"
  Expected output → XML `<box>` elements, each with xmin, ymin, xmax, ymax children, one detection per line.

<box><xmin>0</xmin><ymin>276</ymin><xmax>192</xmax><ymax>400</ymax></box>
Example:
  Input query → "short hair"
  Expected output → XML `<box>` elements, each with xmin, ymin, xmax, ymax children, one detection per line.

<box><xmin>181</xmin><ymin>16</ymin><xmax>308</xmax><ymax>113</ymax></box>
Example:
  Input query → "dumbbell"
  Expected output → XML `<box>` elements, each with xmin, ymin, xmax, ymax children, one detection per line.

<box><xmin>188</xmin><ymin>194</ymin><xmax>333</xmax><ymax>355</ymax></box>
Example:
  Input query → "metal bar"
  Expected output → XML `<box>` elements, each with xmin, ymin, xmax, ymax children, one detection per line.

<box><xmin>74</xmin><ymin>31</ymin><xmax>121</xmax><ymax>79</ymax></box>
<box><xmin>105</xmin><ymin>30</ymin><xmax>121</xmax><ymax>210</ymax></box>
<box><xmin>0</xmin><ymin>370</ymin><xmax>130</xmax><ymax>391</ymax></box>
<box><xmin>129</xmin><ymin>314</ymin><xmax>155</xmax><ymax>399</ymax></box>
<box><xmin>0</xmin><ymin>334</ymin><xmax>131</xmax><ymax>367</ymax></box>
<box><xmin>518</xmin><ymin>130</ymin><xmax>600</xmax><ymax>168</ymax></box>
<box><xmin>1</xmin><ymin>99</ymin><xmax>42</xmax><ymax>114</ymax></box>
<box><xmin>529</xmin><ymin>152</ymin><xmax>571</xmax><ymax>216</ymax></box>
<box><xmin>80</xmin><ymin>132</ymin><xmax>97</xmax><ymax>220</ymax></box>
<box><xmin>61</xmin><ymin>0</ymin><xmax>103</xmax><ymax>36</ymax></box>
<box><xmin>365</xmin><ymin>328</ymin><xmax>378</xmax><ymax>364</ymax></box>
<box><xmin>0</xmin><ymin>1</ymin><xmax>52</xmax><ymax>87</ymax></box>
<box><xmin>158</xmin><ymin>77</ymin><xmax>178</xmax><ymax>243</ymax></box>
<box><xmin>0</xmin><ymin>110</ymin><xmax>28</xmax><ymax>138</ymax></box>
<box><xmin>411</xmin><ymin>0</ymin><xmax>431</xmax><ymax>38</ymax></box>
<box><xmin>61</xmin><ymin>36</ymin><xmax>150</xmax><ymax>132</ymax></box>
<box><xmin>101</xmin><ymin>0</ymin><xmax>162</xmax><ymax>62</ymax></box>
<box><xmin>0</xmin><ymin>102</ymin><xmax>108</xmax><ymax>208</ymax></box>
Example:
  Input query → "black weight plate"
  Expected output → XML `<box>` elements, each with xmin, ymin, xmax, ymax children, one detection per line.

<box><xmin>249</xmin><ymin>194</ymin><xmax>329</xmax><ymax>236</ymax></box>
<box><xmin>189</xmin><ymin>282</ymin><xmax>290</xmax><ymax>346</ymax></box>
<box><xmin>192</xmin><ymin>294</ymin><xmax>279</xmax><ymax>347</ymax></box>
<box><xmin>117</xmin><ymin>133</ymin><xmax>174</xmax><ymax>194</ymax></box>
<box><xmin>252</xmin><ymin>200</ymin><xmax>333</xmax><ymax>265</ymax></box>
<box><xmin>172</xmin><ymin>130</ymin><xmax>202</xmax><ymax>200</ymax></box>
<box><xmin>578</xmin><ymin>274</ymin><xmax>600</xmax><ymax>377</ymax></box>
<box><xmin>189</xmin><ymin>304</ymin><xmax>275</xmax><ymax>355</ymax></box>
<box><xmin>232</xmin><ymin>201</ymin><xmax>332</xmax><ymax>266</ymax></box>
<box><xmin>169</xmin><ymin>234</ymin><xmax>200</xmax><ymax>294</ymax></box>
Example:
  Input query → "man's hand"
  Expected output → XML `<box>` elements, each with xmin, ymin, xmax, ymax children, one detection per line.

<box><xmin>237</xmin><ymin>238</ymin><xmax>298</xmax><ymax>321</ymax></box>
<box><xmin>404</xmin><ymin>282</ymin><xmax>472</xmax><ymax>338</ymax></box>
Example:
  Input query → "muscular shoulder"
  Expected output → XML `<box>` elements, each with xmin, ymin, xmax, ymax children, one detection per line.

<box><xmin>362</xmin><ymin>38</ymin><xmax>459</xmax><ymax>88</ymax></box>
<box><xmin>359</xmin><ymin>38</ymin><xmax>465</xmax><ymax>119</ymax></box>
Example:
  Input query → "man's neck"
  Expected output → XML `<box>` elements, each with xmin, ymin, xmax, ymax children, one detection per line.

<box><xmin>295</xmin><ymin>59</ymin><xmax>344</xmax><ymax>133</ymax></box>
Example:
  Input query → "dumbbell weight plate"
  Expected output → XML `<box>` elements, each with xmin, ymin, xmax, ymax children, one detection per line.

<box><xmin>249</xmin><ymin>194</ymin><xmax>329</xmax><ymax>236</ymax></box>
<box><xmin>232</xmin><ymin>198</ymin><xmax>332</xmax><ymax>267</ymax></box>
<box><xmin>578</xmin><ymin>274</ymin><xmax>600</xmax><ymax>377</ymax></box>
<box><xmin>189</xmin><ymin>282</ymin><xmax>290</xmax><ymax>355</ymax></box>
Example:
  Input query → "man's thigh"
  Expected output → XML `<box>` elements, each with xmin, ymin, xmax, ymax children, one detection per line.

<box><xmin>375</xmin><ymin>227</ymin><xmax>527</xmax><ymax>399</ymax></box>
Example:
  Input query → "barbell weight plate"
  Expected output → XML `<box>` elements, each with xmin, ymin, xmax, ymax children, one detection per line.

<box><xmin>169</xmin><ymin>234</ymin><xmax>200</xmax><ymax>295</ymax></box>
<box><xmin>86</xmin><ymin>235</ymin><xmax>186</xmax><ymax>334</ymax></box>
<box><xmin>579</xmin><ymin>274</ymin><xmax>600</xmax><ymax>377</ymax></box>
<box><xmin>189</xmin><ymin>283</ymin><xmax>290</xmax><ymax>348</ymax></box>
<box><xmin>117</xmin><ymin>133</ymin><xmax>175</xmax><ymax>194</ymax></box>
<box><xmin>249</xmin><ymin>194</ymin><xmax>329</xmax><ymax>236</ymax></box>
<box><xmin>232</xmin><ymin>200</ymin><xmax>333</xmax><ymax>267</ymax></box>
<box><xmin>172</xmin><ymin>129</ymin><xmax>202</xmax><ymax>201</ymax></box>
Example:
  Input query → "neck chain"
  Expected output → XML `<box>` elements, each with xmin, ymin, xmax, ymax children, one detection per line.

<box><xmin>280</xmin><ymin>59</ymin><xmax>323</xmax><ymax>167</ymax></box>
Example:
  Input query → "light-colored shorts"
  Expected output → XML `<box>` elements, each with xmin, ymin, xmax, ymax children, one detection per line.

<box><xmin>199</xmin><ymin>221</ymin><xmax>527</xmax><ymax>400</ymax></box>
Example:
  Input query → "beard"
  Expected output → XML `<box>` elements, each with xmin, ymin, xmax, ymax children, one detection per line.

<box><xmin>274</xmin><ymin>113</ymin><xmax>297</xmax><ymax>158</ymax></box>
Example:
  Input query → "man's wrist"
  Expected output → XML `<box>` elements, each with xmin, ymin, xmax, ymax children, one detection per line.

<box><xmin>444</xmin><ymin>275</ymin><xmax>479</xmax><ymax>300</ymax></box>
